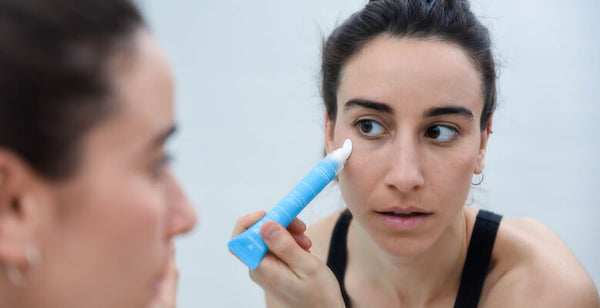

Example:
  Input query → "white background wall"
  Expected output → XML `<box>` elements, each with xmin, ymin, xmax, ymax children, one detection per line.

<box><xmin>140</xmin><ymin>1</ymin><xmax>600</xmax><ymax>306</ymax></box>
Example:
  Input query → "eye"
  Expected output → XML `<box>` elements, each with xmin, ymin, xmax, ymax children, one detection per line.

<box><xmin>425</xmin><ymin>125</ymin><xmax>458</xmax><ymax>142</ymax></box>
<box><xmin>152</xmin><ymin>152</ymin><xmax>174</xmax><ymax>177</ymax></box>
<box><xmin>355</xmin><ymin>119</ymin><xmax>386</xmax><ymax>137</ymax></box>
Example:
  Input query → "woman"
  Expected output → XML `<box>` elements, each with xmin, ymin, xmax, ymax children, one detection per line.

<box><xmin>232</xmin><ymin>0</ymin><xmax>599</xmax><ymax>306</ymax></box>
<box><xmin>0</xmin><ymin>0</ymin><xmax>196</xmax><ymax>307</ymax></box>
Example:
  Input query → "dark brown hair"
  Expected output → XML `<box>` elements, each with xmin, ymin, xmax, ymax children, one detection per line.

<box><xmin>322</xmin><ymin>0</ymin><xmax>496</xmax><ymax>130</ymax></box>
<box><xmin>0</xmin><ymin>0</ymin><xmax>144</xmax><ymax>179</ymax></box>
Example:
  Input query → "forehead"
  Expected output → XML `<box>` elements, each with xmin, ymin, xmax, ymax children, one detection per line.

<box><xmin>75</xmin><ymin>30</ymin><xmax>175</xmax><ymax>168</ymax></box>
<box><xmin>109</xmin><ymin>30</ymin><xmax>174</xmax><ymax>124</ymax></box>
<box><xmin>337</xmin><ymin>35</ymin><xmax>483</xmax><ymax>115</ymax></box>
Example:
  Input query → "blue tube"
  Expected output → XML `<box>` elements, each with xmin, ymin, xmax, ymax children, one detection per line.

<box><xmin>228</xmin><ymin>140</ymin><xmax>352</xmax><ymax>270</ymax></box>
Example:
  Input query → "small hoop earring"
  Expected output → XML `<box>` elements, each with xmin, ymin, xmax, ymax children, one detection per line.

<box><xmin>6</xmin><ymin>244</ymin><xmax>41</xmax><ymax>287</ymax></box>
<box><xmin>472</xmin><ymin>172</ymin><xmax>484</xmax><ymax>186</ymax></box>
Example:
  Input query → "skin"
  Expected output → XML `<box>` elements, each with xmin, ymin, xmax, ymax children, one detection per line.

<box><xmin>0</xmin><ymin>29</ymin><xmax>196</xmax><ymax>307</ymax></box>
<box><xmin>233</xmin><ymin>35</ymin><xmax>599</xmax><ymax>307</ymax></box>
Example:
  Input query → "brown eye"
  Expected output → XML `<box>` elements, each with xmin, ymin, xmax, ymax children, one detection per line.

<box><xmin>360</xmin><ymin>121</ymin><xmax>373</xmax><ymax>133</ymax></box>
<box><xmin>426</xmin><ymin>126</ymin><xmax>441</xmax><ymax>139</ymax></box>
<box><xmin>356</xmin><ymin>119</ymin><xmax>385</xmax><ymax>137</ymax></box>
<box><xmin>425</xmin><ymin>125</ymin><xmax>457</xmax><ymax>142</ymax></box>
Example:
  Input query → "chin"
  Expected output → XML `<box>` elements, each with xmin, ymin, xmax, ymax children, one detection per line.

<box><xmin>371</xmin><ymin>230</ymin><xmax>438</xmax><ymax>257</ymax></box>
<box><xmin>355</xmin><ymin>214</ymin><xmax>441</xmax><ymax>257</ymax></box>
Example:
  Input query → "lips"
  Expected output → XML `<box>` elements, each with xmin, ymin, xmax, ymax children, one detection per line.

<box><xmin>374</xmin><ymin>207</ymin><xmax>432</xmax><ymax>229</ymax></box>
<box><xmin>375</xmin><ymin>206</ymin><xmax>432</xmax><ymax>216</ymax></box>
<box><xmin>384</xmin><ymin>211</ymin><xmax>427</xmax><ymax>217</ymax></box>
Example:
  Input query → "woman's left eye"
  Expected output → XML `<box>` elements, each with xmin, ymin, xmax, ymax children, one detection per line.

<box><xmin>425</xmin><ymin>125</ymin><xmax>458</xmax><ymax>142</ymax></box>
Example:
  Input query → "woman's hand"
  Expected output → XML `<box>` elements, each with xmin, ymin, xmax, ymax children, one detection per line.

<box><xmin>231</xmin><ymin>212</ymin><xmax>345</xmax><ymax>308</ymax></box>
<box><xmin>148</xmin><ymin>241</ymin><xmax>178</xmax><ymax>308</ymax></box>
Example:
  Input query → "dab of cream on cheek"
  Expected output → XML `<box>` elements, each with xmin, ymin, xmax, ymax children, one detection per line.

<box><xmin>228</xmin><ymin>139</ymin><xmax>353</xmax><ymax>270</ymax></box>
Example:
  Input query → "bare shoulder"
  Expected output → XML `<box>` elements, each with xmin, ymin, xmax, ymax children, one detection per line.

<box><xmin>305</xmin><ymin>209</ymin><xmax>346</xmax><ymax>263</ymax></box>
<box><xmin>481</xmin><ymin>216</ymin><xmax>599</xmax><ymax>307</ymax></box>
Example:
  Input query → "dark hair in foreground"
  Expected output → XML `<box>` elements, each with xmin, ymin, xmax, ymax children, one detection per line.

<box><xmin>0</xmin><ymin>0</ymin><xmax>144</xmax><ymax>179</ymax></box>
<box><xmin>321</xmin><ymin>0</ymin><xmax>496</xmax><ymax>130</ymax></box>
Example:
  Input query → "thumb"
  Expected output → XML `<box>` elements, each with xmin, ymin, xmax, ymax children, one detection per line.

<box><xmin>260</xmin><ymin>221</ymin><xmax>317</xmax><ymax>277</ymax></box>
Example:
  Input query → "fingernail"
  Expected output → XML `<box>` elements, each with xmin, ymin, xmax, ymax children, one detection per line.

<box><xmin>262</xmin><ymin>223</ymin><xmax>279</xmax><ymax>241</ymax></box>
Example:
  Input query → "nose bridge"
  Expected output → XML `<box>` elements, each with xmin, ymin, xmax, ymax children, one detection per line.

<box><xmin>383</xmin><ymin>130</ymin><xmax>424</xmax><ymax>192</ymax></box>
<box><xmin>166</xmin><ymin>171</ymin><xmax>197</xmax><ymax>237</ymax></box>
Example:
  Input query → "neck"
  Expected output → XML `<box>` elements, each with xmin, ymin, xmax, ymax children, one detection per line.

<box><xmin>349</xmin><ymin>207</ymin><xmax>475</xmax><ymax>306</ymax></box>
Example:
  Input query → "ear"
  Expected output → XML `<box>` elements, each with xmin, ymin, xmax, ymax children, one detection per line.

<box><xmin>324</xmin><ymin>111</ymin><xmax>335</xmax><ymax>155</ymax></box>
<box><xmin>475</xmin><ymin>118</ymin><xmax>493</xmax><ymax>174</ymax></box>
<box><xmin>0</xmin><ymin>150</ymin><xmax>39</xmax><ymax>267</ymax></box>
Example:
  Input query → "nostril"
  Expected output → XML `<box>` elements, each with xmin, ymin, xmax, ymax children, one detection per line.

<box><xmin>382</xmin><ymin>161</ymin><xmax>425</xmax><ymax>193</ymax></box>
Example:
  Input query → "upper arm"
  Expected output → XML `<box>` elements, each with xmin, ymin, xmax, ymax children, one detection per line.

<box><xmin>482</xmin><ymin>266</ymin><xmax>599</xmax><ymax>307</ymax></box>
<box><xmin>481</xmin><ymin>217</ymin><xmax>600</xmax><ymax>307</ymax></box>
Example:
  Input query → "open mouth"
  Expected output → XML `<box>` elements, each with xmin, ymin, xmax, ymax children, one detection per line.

<box><xmin>378</xmin><ymin>211</ymin><xmax>430</xmax><ymax>217</ymax></box>
<box><xmin>375</xmin><ymin>210</ymin><xmax>432</xmax><ymax>228</ymax></box>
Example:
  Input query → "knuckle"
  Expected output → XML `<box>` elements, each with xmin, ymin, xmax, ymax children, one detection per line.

<box><xmin>249</xmin><ymin>259</ymin><xmax>283</xmax><ymax>287</ymax></box>
<box><xmin>301</xmin><ymin>257</ymin><xmax>321</xmax><ymax>277</ymax></box>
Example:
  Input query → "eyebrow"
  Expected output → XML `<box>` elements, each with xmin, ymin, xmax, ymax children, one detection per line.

<box><xmin>344</xmin><ymin>99</ymin><xmax>393</xmax><ymax>114</ymax></box>
<box><xmin>149</xmin><ymin>124</ymin><xmax>177</xmax><ymax>149</ymax></box>
<box><xmin>344</xmin><ymin>99</ymin><xmax>474</xmax><ymax>120</ymax></box>
<box><xmin>423</xmin><ymin>106</ymin><xmax>474</xmax><ymax>119</ymax></box>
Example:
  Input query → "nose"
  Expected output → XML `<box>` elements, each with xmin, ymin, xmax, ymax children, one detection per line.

<box><xmin>166</xmin><ymin>171</ymin><xmax>197</xmax><ymax>238</ymax></box>
<box><xmin>382</xmin><ymin>138</ymin><xmax>425</xmax><ymax>193</ymax></box>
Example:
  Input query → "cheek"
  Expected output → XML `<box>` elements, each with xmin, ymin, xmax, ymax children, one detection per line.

<box><xmin>39</xmin><ymin>172</ymin><xmax>169</xmax><ymax>305</ymax></box>
<box><xmin>434</xmin><ymin>141</ymin><xmax>479</xmax><ymax>180</ymax></box>
<box><xmin>57</xmin><ymin>174</ymin><xmax>167</xmax><ymax>277</ymax></box>
<box><xmin>101</xmin><ymin>176</ymin><xmax>166</xmax><ymax>256</ymax></box>
<box><xmin>338</xmin><ymin>141</ymin><xmax>387</xmax><ymax>211</ymax></box>
<box><xmin>425</xmin><ymin>145</ymin><xmax>479</xmax><ymax>206</ymax></box>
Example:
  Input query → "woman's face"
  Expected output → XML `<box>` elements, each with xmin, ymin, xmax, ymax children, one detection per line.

<box><xmin>326</xmin><ymin>36</ymin><xmax>488</xmax><ymax>256</ymax></box>
<box><xmin>31</xmin><ymin>30</ymin><xmax>197</xmax><ymax>307</ymax></box>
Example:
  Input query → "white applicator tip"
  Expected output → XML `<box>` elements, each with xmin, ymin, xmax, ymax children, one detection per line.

<box><xmin>342</xmin><ymin>138</ymin><xmax>353</xmax><ymax>156</ymax></box>
<box><xmin>330</xmin><ymin>138</ymin><xmax>353</xmax><ymax>165</ymax></box>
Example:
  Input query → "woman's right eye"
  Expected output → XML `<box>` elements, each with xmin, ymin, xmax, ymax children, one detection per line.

<box><xmin>355</xmin><ymin>119</ymin><xmax>386</xmax><ymax>137</ymax></box>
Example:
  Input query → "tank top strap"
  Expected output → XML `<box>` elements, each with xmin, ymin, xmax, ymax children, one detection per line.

<box><xmin>326</xmin><ymin>209</ymin><xmax>352</xmax><ymax>307</ymax></box>
<box><xmin>454</xmin><ymin>209</ymin><xmax>502</xmax><ymax>308</ymax></box>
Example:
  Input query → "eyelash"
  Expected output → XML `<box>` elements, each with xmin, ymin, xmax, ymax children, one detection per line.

<box><xmin>353</xmin><ymin>118</ymin><xmax>388</xmax><ymax>139</ymax></box>
<box><xmin>352</xmin><ymin>118</ymin><xmax>460</xmax><ymax>144</ymax></box>
<box><xmin>424</xmin><ymin>124</ymin><xmax>460</xmax><ymax>143</ymax></box>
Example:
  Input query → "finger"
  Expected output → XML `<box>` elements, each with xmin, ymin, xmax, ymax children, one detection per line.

<box><xmin>231</xmin><ymin>210</ymin><xmax>266</xmax><ymax>238</ymax></box>
<box><xmin>287</xmin><ymin>218</ymin><xmax>311</xmax><ymax>251</ymax></box>
<box><xmin>250</xmin><ymin>252</ymin><xmax>302</xmax><ymax>301</ymax></box>
<box><xmin>291</xmin><ymin>233</ymin><xmax>312</xmax><ymax>251</ymax></box>
<box><xmin>260</xmin><ymin>221</ymin><xmax>319</xmax><ymax>278</ymax></box>
<box><xmin>286</xmin><ymin>217</ymin><xmax>307</xmax><ymax>234</ymax></box>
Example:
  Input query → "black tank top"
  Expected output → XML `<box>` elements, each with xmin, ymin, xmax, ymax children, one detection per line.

<box><xmin>326</xmin><ymin>209</ymin><xmax>502</xmax><ymax>308</ymax></box>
